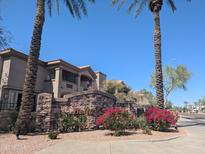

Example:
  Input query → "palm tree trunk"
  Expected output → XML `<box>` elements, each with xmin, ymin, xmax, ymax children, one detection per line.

<box><xmin>153</xmin><ymin>8</ymin><xmax>164</xmax><ymax>109</ymax></box>
<box><xmin>15</xmin><ymin>0</ymin><xmax>45</xmax><ymax>134</ymax></box>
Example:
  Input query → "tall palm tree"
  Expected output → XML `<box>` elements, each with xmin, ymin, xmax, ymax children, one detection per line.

<box><xmin>112</xmin><ymin>0</ymin><xmax>190</xmax><ymax>108</ymax></box>
<box><xmin>15</xmin><ymin>0</ymin><xmax>95</xmax><ymax>134</ymax></box>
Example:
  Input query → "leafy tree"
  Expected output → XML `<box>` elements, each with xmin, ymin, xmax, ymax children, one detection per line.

<box><xmin>15</xmin><ymin>0</ymin><xmax>95</xmax><ymax>134</ymax></box>
<box><xmin>112</xmin><ymin>0</ymin><xmax>191</xmax><ymax>108</ymax></box>
<box><xmin>150</xmin><ymin>65</ymin><xmax>191</xmax><ymax>107</ymax></box>
<box><xmin>105</xmin><ymin>80</ymin><xmax>131</xmax><ymax>101</ymax></box>
<box><xmin>105</xmin><ymin>80</ymin><xmax>130</xmax><ymax>95</ymax></box>
<box><xmin>172</xmin><ymin>106</ymin><xmax>183</xmax><ymax>112</ymax></box>
<box><xmin>184</xmin><ymin>101</ymin><xmax>189</xmax><ymax>107</ymax></box>
<box><xmin>132</xmin><ymin>89</ymin><xmax>157</xmax><ymax>106</ymax></box>
<box><xmin>165</xmin><ymin>100</ymin><xmax>173</xmax><ymax>109</ymax></box>
<box><xmin>183</xmin><ymin>101</ymin><xmax>189</xmax><ymax>112</ymax></box>
<box><xmin>195</xmin><ymin>97</ymin><xmax>205</xmax><ymax>106</ymax></box>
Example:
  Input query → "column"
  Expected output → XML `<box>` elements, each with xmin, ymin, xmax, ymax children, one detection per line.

<box><xmin>53</xmin><ymin>67</ymin><xmax>62</xmax><ymax>98</ymax></box>
<box><xmin>77</xmin><ymin>73</ymin><xmax>81</xmax><ymax>92</ymax></box>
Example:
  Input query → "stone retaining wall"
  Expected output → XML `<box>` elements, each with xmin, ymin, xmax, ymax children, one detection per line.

<box><xmin>35</xmin><ymin>93</ymin><xmax>53</xmax><ymax>132</ymax></box>
<box><xmin>36</xmin><ymin>91</ymin><xmax>117</xmax><ymax>131</ymax></box>
<box><xmin>35</xmin><ymin>91</ymin><xmax>148</xmax><ymax>132</ymax></box>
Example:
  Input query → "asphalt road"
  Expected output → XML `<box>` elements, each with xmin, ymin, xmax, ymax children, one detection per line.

<box><xmin>36</xmin><ymin>114</ymin><xmax>205</xmax><ymax>154</ymax></box>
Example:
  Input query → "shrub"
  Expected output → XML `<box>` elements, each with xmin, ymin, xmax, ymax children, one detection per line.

<box><xmin>132</xmin><ymin>116</ymin><xmax>152</xmax><ymax>135</ymax></box>
<box><xmin>96</xmin><ymin>108</ymin><xmax>134</xmax><ymax>136</ymax></box>
<box><xmin>144</xmin><ymin>107</ymin><xmax>178</xmax><ymax>131</ymax></box>
<box><xmin>0</xmin><ymin>111</ymin><xmax>18</xmax><ymax>132</ymax></box>
<box><xmin>48</xmin><ymin>131</ymin><xmax>59</xmax><ymax>139</ymax></box>
<box><xmin>133</xmin><ymin>116</ymin><xmax>147</xmax><ymax>130</ymax></box>
<box><xmin>142</xmin><ymin>126</ymin><xmax>152</xmax><ymax>135</ymax></box>
<box><xmin>59</xmin><ymin>112</ymin><xmax>87</xmax><ymax>132</ymax></box>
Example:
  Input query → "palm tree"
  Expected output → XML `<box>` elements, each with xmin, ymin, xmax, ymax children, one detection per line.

<box><xmin>15</xmin><ymin>0</ymin><xmax>95</xmax><ymax>134</ymax></box>
<box><xmin>112</xmin><ymin>0</ymin><xmax>190</xmax><ymax>108</ymax></box>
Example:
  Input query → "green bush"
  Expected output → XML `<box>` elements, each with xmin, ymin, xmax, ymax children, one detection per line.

<box><xmin>142</xmin><ymin>126</ymin><xmax>152</xmax><ymax>135</ymax></box>
<box><xmin>59</xmin><ymin>112</ymin><xmax>87</xmax><ymax>132</ymax></box>
<box><xmin>133</xmin><ymin>116</ymin><xmax>147</xmax><ymax>130</ymax></box>
<box><xmin>48</xmin><ymin>131</ymin><xmax>59</xmax><ymax>139</ymax></box>
<box><xmin>0</xmin><ymin>111</ymin><xmax>18</xmax><ymax>132</ymax></box>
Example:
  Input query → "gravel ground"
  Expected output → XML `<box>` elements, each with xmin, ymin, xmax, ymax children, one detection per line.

<box><xmin>0</xmin><ymin>128</ymin><xmax>186</xmax><ymax>154</ymax></box>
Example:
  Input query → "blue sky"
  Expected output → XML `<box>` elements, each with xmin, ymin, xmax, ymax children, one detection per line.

<box><xmin>0</xmin><ymin>0</ymin><xmax>205</xmax><ymax>106</ymax></box>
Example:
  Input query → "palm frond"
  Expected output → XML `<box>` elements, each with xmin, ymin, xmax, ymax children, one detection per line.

<box><xmin>128</xmin><ymin>0</ymin><xmax>139</xmax><ymax>13</ymax></box>
<box><xmin>112</xmin><ymin>0</ymin><xmax>120</xmax><ymax>5</ymax></box>
<box><xmin>47</xmin><ymin>0</ymin><xmax>95</xmax><ymax>18</ymax></box>
<box><xmin>47</xmin><ymin>0</ymin><xmax>52</xmax><ymax>16</ymax></box>
<box><xmin>64</xmin><ymin>0</ymin><xmax>75</xmax><ymax>17</ymax></box>
<box><xmin>70</xmin><ymin>0</ymin><xmax>81</xmax><ymax>18</ymax></box>
<box><xmin>113</xmin><ymin>0</ymin><xmax>147</xmax><ymax>17</ymax></box>
<box><xmin>88</xmin><ymin>0</ymin><xmax>95</xmax><ymax>3</ymax></box>
<box><xmin>134</xmin><ymin>0</ymin><xmax>147</xmax><ymax>17</ymax></box>
<box><xmin>56</xmin><ymin>0</ymin><xmax>60</xmax><ymax>15</ymax></box>
<box><xmin>167</xmin><ymin>0</ymin><xmax>176</xmax><ymax>12</ymax></box>
<box><xmin>78</xmin><ymin>0</ymin><xmax>88</xmax><ymax>16</ymax></box>
<box><xmin>113</xmin><ymin>0</ymin><xmax>190</xmax><ymax>17</ymax></box>
<box><xmin>117</xmin><ymin>0</ymin><xmax>126</xmax><ymax>10</ymax></box>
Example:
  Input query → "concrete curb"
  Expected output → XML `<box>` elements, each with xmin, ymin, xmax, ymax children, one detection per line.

<box><xmin>102</xmin><ymin>134</ymin><xmax>186</xmax><ymax>143</ymax></box>
<box><xmin>124</xmin><ymin>135</ymin><xmax>185</xmax><ymax>143</ymax></box>
<box><xmin>61</xmin><ymin>133</ymin><xmax>186</xmax><ymax>144</ymax></box>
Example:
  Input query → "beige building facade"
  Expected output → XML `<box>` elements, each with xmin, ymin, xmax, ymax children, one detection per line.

<box><xmin>0</xmin><ymin>48</ymin><xmax>106</xmax><ymax>110</ymax></box>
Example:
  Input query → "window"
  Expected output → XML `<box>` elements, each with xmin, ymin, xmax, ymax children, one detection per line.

<box><xmin>66</xmin><ymin>84</ymin><xmax>73</xmax><ymax>89</ymax></box>
<box><xmin>47</xmin><ymin>69</ymin><xmax>55</xmax><ymax>80</ymax></box>
<box><xmin>62</xmin><ymin>70</ymin><xmax>78</xmax><ymax>84</ymax></box>
<box><xmin>16</xmin><ymin>93</ymin><xmax>22</xmax><ymax>111</ymax></box>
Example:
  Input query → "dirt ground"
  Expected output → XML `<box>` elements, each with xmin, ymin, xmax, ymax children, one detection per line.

<box><xmin>0</xmin><ymin>128</ymin><xmax>186</xmax><ymax>154</ymax></box>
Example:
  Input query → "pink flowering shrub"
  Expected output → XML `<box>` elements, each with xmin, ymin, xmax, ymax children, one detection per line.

<box><xmin>144</xmin><ymin>107</ymin><xmax>179</xmax><ymax>131</ymax></box>
<box><xmin>96</xmin><ymin>108</ymin><xmax>124</xmax><ymax>126</ymax></box>
<box><xmin>96</xmin><ymin>108</ymin><xmax>134</xmax><ymax>136</ymax></box>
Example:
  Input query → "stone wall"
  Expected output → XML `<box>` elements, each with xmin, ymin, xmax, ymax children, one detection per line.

<box><xmin>36</xmin><ymin>91</ymin><xmax>117</xmax><ymax>131</ymax></box>
<box><xmin>36</xmin><ymin>93</ymin><xmax>53</xmax><ymax>132</ymax></box>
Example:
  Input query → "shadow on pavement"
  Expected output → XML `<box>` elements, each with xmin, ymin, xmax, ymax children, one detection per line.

<box><xmin>178</xmin><ymin>117</ymin><xmax>205</xmax><ymax>128</ymax></box>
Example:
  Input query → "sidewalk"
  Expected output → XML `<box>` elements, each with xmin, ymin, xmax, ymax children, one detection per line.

<box><xmin>36</xmin><ymin>118</ymin><xmax>205</xmax><ymax>154</ymax></box>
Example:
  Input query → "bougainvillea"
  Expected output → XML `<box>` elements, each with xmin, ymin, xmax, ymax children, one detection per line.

<box><xmin>144</xmin><ymin>107</ymin><xmax>179</xmax><ymax>131</ymax></box>
<box><xmin>96</xmin><ymin>108</ymin><xmax>134</xmax><ymax>136</ymax></box>
<box><xmin>96</xmin><ymin>108</ymin><xmax>124</xmax><ymax>126</ymax></box>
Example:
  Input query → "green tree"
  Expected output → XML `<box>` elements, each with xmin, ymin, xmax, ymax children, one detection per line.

<box><xmin>105</xmin><ymin>80</ymin><xmax>131</xmax><ymax>101</ymax></box>
<box><xmin>150</xmin><ymin>65</ymin><xmax>191</xmax><ymax>107</ymax></box>
<box><xmin>195</xmin><ymin>97</ymin><xmax>205</xmax><ymax>106</ymax></box>
<box><xmin>134</xmin><ymin>89</ymin><xmax>157</xmax><ymax>106</ymax></box>
<box><xmin>184</xmin><ymin>101</ymin><xmax>189</xmax><ymax>107</ymax></box>
<box><xmin>183</xmin><ymin>101</ymin><xmax>190</xmax><ymax>112</ymax></box>
<box><xmin>105</xmin><ymin>80</ymin><xmax>130</xmax><ymax>95</ymax></box>
<box><xmin>112</xmin><ymin>0</ymin><xmax>191</xmax><ymax>108</ymax></box>
<box><xmin>15</xmin><ymin>0</ymin><xmax>95</xmax><ymax>134</ymax></box>
<box><xmin>200</xmin><ymin>98</ymin><xmax>205</xmax><ymax>106</ymax></box>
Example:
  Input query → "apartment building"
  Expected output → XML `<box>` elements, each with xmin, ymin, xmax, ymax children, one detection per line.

<box><xmin>0</xmin><ymin>48</ymin><xmax>106</xmax><ymax>110</ymax></box>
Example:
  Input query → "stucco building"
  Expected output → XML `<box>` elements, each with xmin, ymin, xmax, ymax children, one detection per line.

<box><xmin>0</xmin><ymin>48</ymin><xmax>106</xmax><ymax>110</ymax></box>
